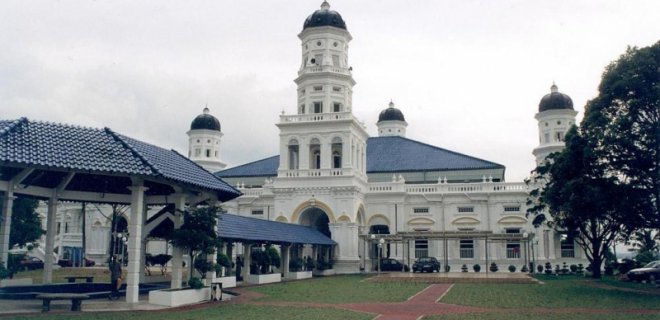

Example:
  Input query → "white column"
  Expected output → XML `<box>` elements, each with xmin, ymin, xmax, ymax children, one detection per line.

<box><xmin>243</xmin><ymin>244</ymin><xmax>252</xmax><ymax>277</ymax></box>
<box><xmin>43</xmin><ymin>196</ymin><xmax>58</xmax><ymax>284</ymax></box>
<box><xmin>0</xmin><ymin>189</ymin><xmax>15</xmax><ymax>265</ymax></box>
<box><xmin>171</xmin><ymin>193</ymin><xmax>186</xmax><ymax>289</ymax></box>
<box><xmin>125</xmin><ymin>182</ymin><xmax>148</xmax><ymax>303</ymax></box>
<box><xmin>281</xmin><ymin>245</ymin><xmax>290</xmax><ymax>278</ymax></box>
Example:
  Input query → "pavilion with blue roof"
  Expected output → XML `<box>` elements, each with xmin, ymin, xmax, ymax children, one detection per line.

<box><xmin>0</xmin><ymin>118</ymin><xmax>243</xmax><ymax>303</ymax></box>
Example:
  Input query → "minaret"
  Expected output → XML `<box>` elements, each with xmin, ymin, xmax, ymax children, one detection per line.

<box><xmin>187</xmin><ymin>107</ymin><xmax>227</xmax><ymax>172</ymax></box>
<box><xmin>295</xmin><ymin>0</ymin><xmax>355</xmax><ymax>115</ymax></box>
<box><xmin>376</xmin><ymin>101</ymin><xmax>408</xmax><ymax>137</ymax></box>
<box><xmin>532</xmin><ymin>83</ymin><xmax>578</xmax><ymax>165</ymax></box>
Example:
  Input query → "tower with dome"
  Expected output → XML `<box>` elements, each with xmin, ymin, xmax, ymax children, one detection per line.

<box><xmin>210</xmin><ymin>1</ymin><xmax>587</xmax><ymax>274</ymax></box>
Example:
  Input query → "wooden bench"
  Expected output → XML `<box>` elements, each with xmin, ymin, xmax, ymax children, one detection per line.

<box><xmin>64</xmin><ymin>276</ymin><xmax>94</xmax><ymax>283</ymax></box>
<box><xmin>36</xmin><ymin>293</ymin><xmax>90</xmax><ymax>312</ymax></box>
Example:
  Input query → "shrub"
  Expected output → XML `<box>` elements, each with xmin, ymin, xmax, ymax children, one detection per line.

<box><xmin>193</xmin><ymin>257</ymin><xmax>214</xmax><ymax>278</ymax></box>
<box><xmin>577</xmin><ymin>263</ymin><xmax>584</xmax><ymax>274</ymax></box>
<box><xmin>461</xmin><ymin>264</ymin><xmax>468</xmax><ymax>272</ymax></box>
<box><xmin>544</xmin><ymin>262</ymin><xmax>553</xmax><ymax>274</ymax></box>
<box><xmin>444</xmin><ymin>265</ymin><xmax>451</xmax><ymax>272</ymax></box>
<box><xmin>304</xmin><ymin>256</ymin><xmax>315</xmax><ymax>271</ymax></box>
<box><xmin>289</xmin><ymin>258</ymin><xmax>303</xmax><ymax>272</ymax></box>
<box><xmin>473</xmin><ymin>264</ymin><xmax>481</xmax><ymax>272</ymax></box>
<box><xmin>216</xmin><ymin>253</ymin><xmax>231</xmax><ymax>268</ymax></box>
<box><xmin>0</xmin><ymin>263</ymin><xmax>10</xmax><ymax>280</ymax></box>
<box><xmin>508</xmin><ymin>265</ymin><xmax>516</xmax><ymax>272</ymax></box>
<box><xmin>561</xmin><ymin>262</ymin><xmax>569</xmax><ymax>274</ymax></box>
<box><xmin>251</xmin><ymin>250</ymin><xmax>270</xmax><ymax>274</ymax></box>
<box><xmin>604</xmin><ymin>263</ymin><xmax>614</xmax><ymax>276</ymax></box>
<box><xmin>570</xmin><ymin>264</ymin><xmax>578</xmax><ymax>273</ymax></box>
<box><xmin>521</xmin><ymin>265</ymin><xmax>528</xmax><ymax>272</ymax></box>
<box><xmin>554</xmin><ymin>264</ymin><xmax>561</xmax><ymax>274</ymax></box>
<box><xmin>188</xmin><ymin>277</ymin><xmax>204</xmax><ymax>289</ymax></box>
<box><xmin>266</xmin><ymin>246</ymin><xmax>281</xmax><ymax>272</ymax></box>
<box><xmin>537</xmin><ymin>264</ymin><xmax>544</xmax><ymax>273</ymax></box>
<box><xmin>489</xmin><ymin>262</ymin><xmax>498</xmax><ymax>272</ymax></box>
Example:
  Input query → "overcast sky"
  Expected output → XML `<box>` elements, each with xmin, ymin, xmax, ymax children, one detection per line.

<box><xmin>1</xmin><ymin>0</ymin><xmax>658</xmax><ymax>182</ymax></box>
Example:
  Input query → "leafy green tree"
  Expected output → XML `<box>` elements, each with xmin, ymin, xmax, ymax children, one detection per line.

<box><xmin>527</xmin><ymin>127</ymin><xmax>628</xmax><ymax>279</ymax></box>
<box><xmin>170</xmin><ymin>206</ymin><xmax>221</xmax><ymax>281</ymax></box>
<box><xmin>10</xmin><ymin>196</ymin><xmax>45</xmax><ymax>248</ymax></box>
<box><xmin>581</xmin><ymin>42</ymin><xmax>660</xmax><ymax>229</ymax></box>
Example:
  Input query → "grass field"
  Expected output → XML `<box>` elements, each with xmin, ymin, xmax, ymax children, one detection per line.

<box><xmin>2</xmin><ymin>273</ymin><xmax>658</xmax><ymax>320</ymax></box>
<box><xmin>8</xmin><ymin>305</ymin><xmax>371</xmax><ymax>320</ymax></box>
<box><xmin>250</xmin><ymin>274</ymin><xmax>427</xmax><ymax>303</ymax></box>
<box><xmin>440</xmin><ymin>275</ymin><xmax>660</xmax><ymax>310</ymax></box>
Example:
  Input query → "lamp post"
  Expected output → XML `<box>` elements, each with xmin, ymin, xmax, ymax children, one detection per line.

<box><xmin>370</xmin><ymin>234</ymin><xmax>376</xmax><ymax>272</ymax></box>
<box><xmin>523</xmin><ymin>232</ymin><xmax>528</xmax><ymax>272</ymax></box>
<box><xmin>378</xmin><ymin>238</ymin><xmax>385</xmax><ymax>275</ymax></box>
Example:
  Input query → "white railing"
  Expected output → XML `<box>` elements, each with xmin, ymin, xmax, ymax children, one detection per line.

<box><xmin>506</xmin><ymin>248</ymin><xmax>521</xmax><ymax>259</ymax></box>
<box><xmin>298</xmin><ymin>65</ymin><xmax>351</xmax><ymax>76</ymax></box>
<box><xmin>367</xmin><ymin>182</ymin><xmax>528</xmax><ymax>195</ymax></box>
<box><xmin>278</xmin><ymin>168</ymin><xmax>350</xmax><ymax>178</ymax></box>
<box><xmin>279</xmin><ymin>111</ymin><xmax>355</xmax><ymax>124</ymax></box>
<box><xmin>561</xmin><ymin>249</ymin><xmax>575</xmax><ymax>258</ymax></box>
<box><xmin>460</xmin><ymin>248</ymin><xmax>474</xmax><ymax>259</ymax></box>
<box><xmin>240</xmin><ymin>189</ymin><xmax>264</xmax><ymax>197</ymax></box>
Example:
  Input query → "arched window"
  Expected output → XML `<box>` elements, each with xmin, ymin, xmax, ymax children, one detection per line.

<box><xmin>331</xmin><ymin>137</ymin><xmax>342</xmax><ymax>168</ymax></box>
<box><xmin>288</xmin><ymin>139</ymin><xmax>299</xmax><ymax>170</ymax></box>
<box><xmin>309</xmin><ymin>138</ymin><xmax>321</xmax><ymax>169</ymax></box>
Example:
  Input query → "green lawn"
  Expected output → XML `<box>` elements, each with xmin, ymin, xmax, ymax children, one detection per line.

<box><xmin>425</xmin><ymin>313</ymin><xmax>660</xmax><ymax>320</ymax></box>
<box><xmin>441</xmin><ymin>275</ymin><xmax>660</xmax><ymax>309</ymax></box>
<box><xmin>8</xmin><ymin>305</ymin><xmax>371</xmax><ymax>320</ymax></box>
<box><xmin>249</xmin><ymin>274</ymin><xmax>427</xmax><ymax>303</ymax></box>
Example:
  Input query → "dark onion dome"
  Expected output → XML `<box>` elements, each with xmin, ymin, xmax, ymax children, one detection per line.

<box><xmin>190</xmin><ymin>107</ymin><xmax>221</xmax><ymax>131</ymax></box>
<box><xmin>378</xmin><ymin>101</ymin><xmax>406</xmax><ymax>123</ymax></box>
<box><xmin>303</xmin><ymin>1</ymin><xmax>347</xmax><ymax>31</ymax></box>
<box><xmin>539</xmin><ymin>83</ymin><xmax>574</xmax><ymax>112</ymax></box>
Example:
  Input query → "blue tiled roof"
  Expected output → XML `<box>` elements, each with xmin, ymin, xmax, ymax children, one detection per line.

<box><xmin>216</xmin><ymin>136</ymin><xmax>504</xmax><ymax>178</ymax></box>
<box><xmin>0</xmin><ymin>118</ymin><xmax>241</xmax><ymax>201</ymax></box>
<box><xmin>217</xmin><ymin>213</ymin><xmax>335</xmax><ymax>245</ymax></box>
<box><xmin>215</xmin><ymin>155</ymin><xmax>279</xmax><ymax>177</ymax></box>
<box><xmin>366</xmin><ymin>136</ymin><xmax>504</xmax><ymax>173</ymax></box>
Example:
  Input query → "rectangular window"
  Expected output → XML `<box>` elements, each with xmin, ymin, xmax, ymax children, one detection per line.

<box><xmin>556</xmin><ymin>132</ymin><xmax>564</xmax><ymax>142</ymax></box>
<box><xmin>205</xmin><ymin>149</ymin><xmax>211</xmax><ymax>157</ymax></box>
<box><xmin>415</xmin><ymin>240</ymin><xmax>428</xmax><ymax>258</ymax></box>
<box><xmin>506</xmin><ymin>242</ymin><xmax>521</xmax><ymax>259</ymax></box>
<box><xmin>459</xmin><ymin>239</ymin><xmax>474</xmax><ymax>258</ymax></box>
<box><xmin>457</xmin><ymin>207</ymin><xmax>474</xmax><ymax>213</ymax></box>
<box><xmin>504</xmin><ymin>206</ymin><xmax>520</xmax><ymax>212</ymax></box>
<box><xmin>313</xmin><ymin>86</ymin><xmax>323</xmax><ymax>92</ymax></box>
<box><xmin>561</xmin><ymin>235</ymin><xmax>575</xmax><ymax>258</ymax></box>
<box><xmin>251</xmin><ymin>209</ymin><xmax>264</xmax><ymax>215</ymax></box>
<box><xmin>505</xmin><ymin>228</ymin><xmax>521</xmax><ymax>234</ymax></box>
<box><xmin>194</xmin><ymin>148</ymin><xmax>201</xmax><ymax>157</ymax></box>
<box><xmin>332</xmin><ymin>55</ymin><xmax>339</xmax><ymax>66</ymax></box>
<box><xmin>333</xmin><ymin>103</ymin><xmax>341</xmax><ymax>112</ymax></box>
<box><xmin>314</xmin><ymin>102</ymin><xmax>323</xmax><ymax>113</ymax></box>
<box><xmin>413</xmin><ymin>208</ymin><xmax>429</xmax><ymax>214</ymax></box>
<box><xmin>332</xmin><ymin>86</ymin><xmax>341</xmax><ymax>92</ymax></box>
<box><xmin>300</xmin><ymin>104</ymin><xmax>305</xmax><ymax>114</ymax></box>
<box><xmin>544</xmin><ymin>133</ymin><xmax>550</xmax><ymax>143</ymax></box>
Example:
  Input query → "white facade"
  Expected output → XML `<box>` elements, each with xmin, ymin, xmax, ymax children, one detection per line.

<box><xmin>216</xmin><ymin>2</ymin><xmax>585</xmax><ymax>273</ymax></box>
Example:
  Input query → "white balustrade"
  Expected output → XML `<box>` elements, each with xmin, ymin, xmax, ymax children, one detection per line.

<box><xmin>279</xmin><ymin>111</ymin><xmax>355</xmax><ymax>124</ymax></box>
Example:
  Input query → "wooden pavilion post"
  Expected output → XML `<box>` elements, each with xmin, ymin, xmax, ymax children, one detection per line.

<box><xmin>0</xmin><ymin>188</ymin><xmax>15</xmax><ymax>266</ymax></box>
<box><xmin>43</xmin><ymin>194</ymin><xmax>58</xmax><ymax>284</ymax></box>
<box><xmin>170</xmin><ymin>193</ymin><xmax>186</xmax><ymax>289</ymax></box>
<box><xmin>281</xmin><ymin>244</ymin><xmax>290</xmax><ymax>278</ymax></box>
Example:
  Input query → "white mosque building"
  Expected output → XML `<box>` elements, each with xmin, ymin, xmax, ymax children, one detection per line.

<box><xmin>33</xmin><ymin>1</ymin><xmax>585</xmax><ymax>273</ymax></box>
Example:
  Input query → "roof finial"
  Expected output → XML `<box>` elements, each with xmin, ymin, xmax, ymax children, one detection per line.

<box><xmin>203</xmin><ymin>106</ymin><xmax>210</xmax><ymax>114</ymax></box>
<box><xmin>389</xmin><ymin>100</ymin><xmax>395</xmax><ymax>108</ymax></box>
<box><xmin>550</xmin><ymin>82</ymin><xmax>558</xmax><ymax>93</ymax></box>
<box><xmin>321</xmin><ymin>0</ymin><xmax>330</xmax><ymax>10</ymax></box>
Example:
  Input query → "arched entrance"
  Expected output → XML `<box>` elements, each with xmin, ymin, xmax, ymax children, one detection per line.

<box><xmin>299</xmin><ymin>207</ymin><xmax>331</xmax><ymax>238</ymax></box>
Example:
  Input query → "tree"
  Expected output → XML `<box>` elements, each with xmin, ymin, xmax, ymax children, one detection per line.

<box><xmin>169</xmin><ymin>206</ymin><xmax>221</xmax><ymax>282</ymax></box>
<box><xmin>527</xmin><ymin>127</ymin><xmax>630</xmax><ymax>279</ymax></box>
<box><xmin>581</xmin><ymin>42</ymin><xmax>660</xmax><ymax>229</ymax></box>
<box><xmin>9</xmin><ymin>196</ymin><xmax>45</xmax><ymax>248</ymax></box>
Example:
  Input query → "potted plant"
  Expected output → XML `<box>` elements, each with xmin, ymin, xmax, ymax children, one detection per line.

<box><xmin>313</xmin><ymin>256</ymin><xmax>336</xmax><ymax>276</ymax></box>
<box><xmin>521</xmin><ymin>265</ymin><xmax>529</xmax><ymax>273</ymax></box>
<box><xmin>544</xmin><ymin>262</ymin><xmax>553</xmax><ymax>275</ymax></box>
<box><xmin>212</xmin><ymin>252</ymin><xmax>236</xmax><ymax>288</ymax></box>
<box><xmin>473</xmin><ymin>264</ymin><xmax>481</xmax><ymax>272</ymax></box>
<box><xmin>461</xmin><ymin>264</ymin><xmax>468</xmax><ymax>272</ymax></box>
<box><xmin>246</xmin><ymin>246</ymin><xmax>282</xmax><ymax>284</ymax></box>
<box><xmin>508</xmin><ymin>265</ymin><xmax>516</xmax><ymax>272</ymax></box>
<box><xmin>536</xmin><ymin>264</ymin><xmax>544</xmax><ymax>273</ymax></box>
<box><xmin>490</xmin><ymin>262</ymin><xmax>498</xmax><ymax>272</ymax></box>
<box><xmin>286</xmin><ymin>258</ymin><xmax>312</xmax><ymax>280</ymax></box>
<box><xmin>150</xmin><ymin>206</ymin><xmax>220</xmax><ymax>307</ymax></box>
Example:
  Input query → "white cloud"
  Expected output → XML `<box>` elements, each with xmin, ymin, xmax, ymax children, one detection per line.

<box><xmin>1</xmin><ymin>0</ymin><xmax>658</xmax><ymax>181</ymax></box>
